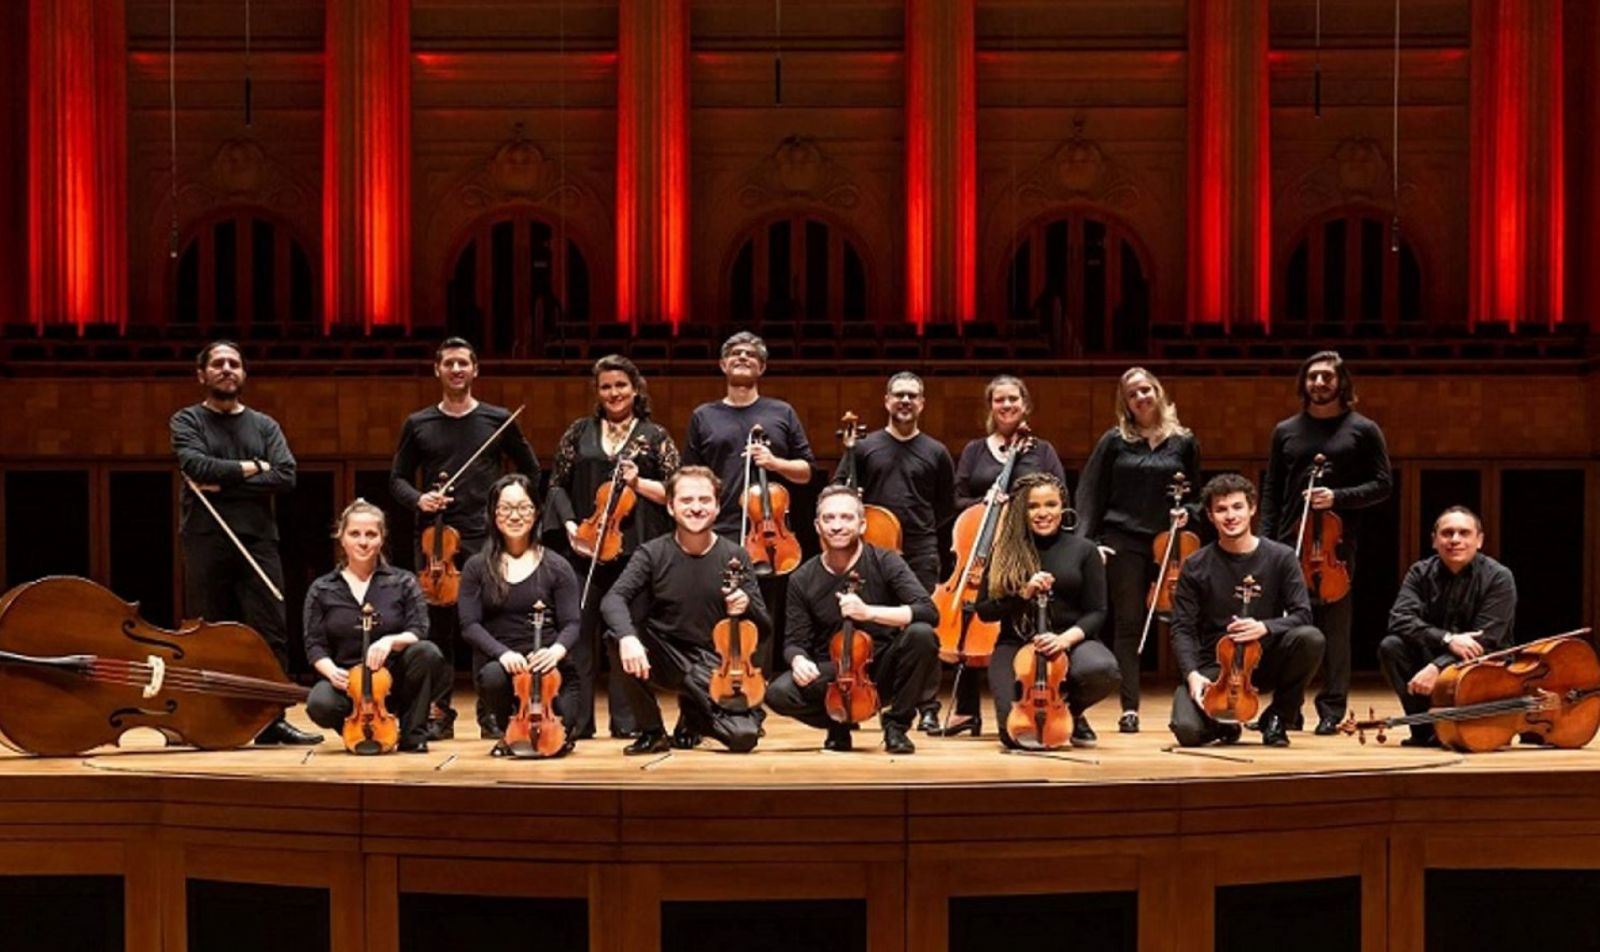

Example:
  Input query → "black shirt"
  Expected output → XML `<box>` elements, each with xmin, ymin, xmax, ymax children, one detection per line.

<box><xmin>954</xmin><ymin>437</ymin><xmax>1067</xmax><ymax>511</ymax></box>
<box><xmin>1170</xmin><ymin>538</ymin><xmax>1312</xmax><ymax>676</ymax></box>
<box><xmin>171</xmin><ymin>403</ymin><xmax>297</xmax><ymax>540</ymax></box>
<box><xmin>1076</xmin><ymin>428</ymin><xmax>1202</xmax><ymax>551</ymax></box>
<box><xmin>601</xmin><ymin>535</ymin><xmax>771</xmax><ymax>648</ymax></box>
<box><xmin>1260</xmin><ymin>410</ymin><xmax>1392</xmax><ymax>546</ymax></box>
<box><xmin>682</xmin><ymin>396</ymin><xmax>815</xmax><ymax>537</ymax></box>
<box><xmin>389</xmin><ymin>402</ymin><xmax>540</xmax><ymax>546</ymax></box>
<box><xmin>544</xmin><ymin>416</ymin><xmax>680</xmax><ymax>556</ymax></box>
<box><xmin>1387</xmin><ymin>553</ymin><xmax>1517</xmax><ymax>670</ymax></box>
<box><xmin>458</xmin><ymin>550</ymin><xmax>581</xmax><ymax>656</ymax></box>
<box><xmin>833</xmin><ymin>429</ymin><xmax>955</xmax><ymax>559</ymax></box>
<box><xmin>974</xmin><ymin>531</ymin><xmax>1106</xmax><ymax>645</ymax></box>
<box><xmin>782</xmin><ymin>544</ymin><xmax>939</xmax><ymax>665</ymax></box>
<box><xmin>302</xmin><ymin>564</ymin><xmax>430</xmax><ymax>668</ymax></box>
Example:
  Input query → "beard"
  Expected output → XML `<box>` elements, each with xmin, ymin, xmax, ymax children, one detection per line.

<box><xmin>209</xmin><ymin>382</ymin><xmax>242</xmax><ymax>402</ymax></box>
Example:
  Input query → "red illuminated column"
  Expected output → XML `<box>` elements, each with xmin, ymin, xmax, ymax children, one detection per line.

<box><xmin>1186</xmin><ymin>0</ymin><xmax>1270</xmax><ymax>329</ymax></box>
<box><xmin>904</xmin><ymin>0</ymin><xmax>976</xmax><ymax>329</ymax></box>
<box><xmin>324</xmin><ymin>0</ymin><xmax>411</xmax><ymax>332</ymax></box>
<box><xmin>1469</xmin><ymin>0</ymin><xmax>1566</xmax><ymax>331</ymax></box>
<box><xmin>616</xmin><ymin>0</ymin><xmax>688</xmax><ymax>330</ymax></box>
<box><xmin>27</xmin><ymin>0</ymin><xmax>128</xmax><ymax>332</ymax></box>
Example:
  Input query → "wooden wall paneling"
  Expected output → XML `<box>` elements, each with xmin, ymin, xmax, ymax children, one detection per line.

<box><xmin>164</xmin><ymin>844</ymin><xmax>365</xmax><ymax>952</ymax></box>
<box><xmin>618</xmin><ymin>864</ymin><xmax>662</xmax><ymax>952</ymax></box>
<box><xmin>364</xmin><ymin>855</ymin><xmax>399</xmax><ymax>952</ymax></box>
<box><xmin>1169</xmin><ymin>847</ymin><xmax>1216</xmax><ymax>952</ymax></box>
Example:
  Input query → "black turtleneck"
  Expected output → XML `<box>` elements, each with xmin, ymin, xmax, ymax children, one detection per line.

<box><xmin>974</xmin><ymin>530</ymin><xmax>1106</xmax><ymax>645</ymax></box>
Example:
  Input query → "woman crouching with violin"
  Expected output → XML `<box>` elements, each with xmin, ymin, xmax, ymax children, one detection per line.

<box><xmin>974</xmin><ymin>473</ymin><xmax>1120</xmax><ymax>748</ymax></box>
<box><xmin>461</xmin><ymin>474</ymin><xmax>581</xmax><ymax>745</ymax></box>
<box><xmin>545</xmin><ymin>354</ymin><xmax>679</xmax><ymax>740</ymax></box>
<box><xmin>303</xmin><ymin>500</ymin><xmax>450</xmax><ymax>753</ymax></box>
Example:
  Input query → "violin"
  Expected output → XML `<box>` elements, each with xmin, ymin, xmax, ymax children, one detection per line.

<box><xmin>342</xmin><ymin>603</ymin><xmax>399</xmax><ymax>755</ymax></box>
<box><xmin>1006</xmin><ymin>591</ymin><xmax>1071</xmax><ymax>750</ymax></box>
<box><xmin>709</xmin><ymin>558</ymin><xmax>766</xmax><ymax>711</ymax></box>
<box><xmin>836</xmin><ymin>412</ymin><xmax>903</xmax><ymax>553</ymax></box>
<box><xmin>742</xmin><ymin>425</ymin><xmax>802</xmax><ymax>576</ymax></box>
<box><xmin>418</xmin><ymin>471</ymin><xmax>462</xmax><ymax>607</ymax></box>
<box><xmin>1201</xmin><ymin>575</ymin><xmax>1263</xmax><ymax>724</ymax></box>
<box><xmin>825</xmin><ymin>571</ymin><xmax>879</xmax><ymax>725</ymax></box>
<box><xmin>574</xmin><ymin>436</ymin><xmax>647</xmax><ymax>566</ymax></box>
<box><xmin>1294</xmin><ymin>453</ymin><xmax>1351</xmax><ymax>604</ymax></box>
<box><xmin>1138</xmin><ymin>472</ymin><xmax>1200</xmax><ymax>655</ymax></box>
<box><xmin>503</xmin><ymin>601</ymin><xmax>569</xmax><ymax>758</ymax></box>
<box><xmin>0</xmin><ymin>576</ymin><xmax>309</xmax><ymax>756</ymax></box>
<box><xmin>1340</xmin><ymin>629</ymin><xmax>1600</xmax><ymax>753</ymax></box>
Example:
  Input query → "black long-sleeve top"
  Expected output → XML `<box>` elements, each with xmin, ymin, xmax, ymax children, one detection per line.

<box><xmin>974</xmin><ymin>531</ymin><xmax>1106</xmax><ymax>646</ymax></box>
<box><xmin>953</xmin><ymin>437</ymin><xmax>1067</xmax><ymax>511</ymax></box>
<box><xmin>600</xmin><ymin>535</ymin><xmax>771</xmax><ymax>648</ymax></box>
<box><xmin>782</xmin><ymin>544</ymin><xmax>939</xmax><ymax>665</ymax></box>
<box><xmin>832</xmin><ymin>429</ymin><xmax>955</xmax><ymax>560</ymax></box>
<box><xmin>1170</xmin><ymin>538</ymin><xmax>1312</xmax><ymax>677</ymax></box>
<box><xmin>301</xmin><ymin>565</ymin><xmax>430</xmax><ymax>668</ymax></box>
<box><xmin>1260</xmin><ymin>410</ymin><xmax>1392</xmax><ymax>546</ymax></box>
<box><xmin>543</xmin><ymin>416</ymin><xmax>680</xmax><ymax>557</ymax></box>
<box><xmin>458</xmin><ymin>550</ymin><xmax>581</xmax><ymax>657</ymax></box>
<box><xmin>389</xmin><ymin>402</ymin><xmax>540</xmax><ymax>546</ymax></box>
<box><xmin>1075</xmin><ymin>428</ymin><xmax>1203</xmax><ymax>551</ymax></box>
<box><xmin>1387</xmin><ymin>553</ymin><xmax>1517</xmax><ymax>671</ymax></box>
<box><xmin>682</xmin><ymin>396</ymin><xmax>816</xmax><ymax>537</ymax></box>
<box><xmin>170</xmin><ymin>403</ymin><xmax>297</xmax><ymax>540</ymax></box>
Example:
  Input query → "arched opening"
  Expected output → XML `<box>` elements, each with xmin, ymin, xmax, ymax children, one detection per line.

<box><xmin>727</xmin><ymin>214</ymin><xmax>870</xmax><ymax>327</ymax></box>
<box><xmin>1005</xmin><ymin>211</ymin><xmax>1151</xmax><ymax>356</ymax></box>
<box><xmin>1282</xmin><ymin>208</ymin><xmax>1423</xmax><ymax>331</ymax></box>
<box><xmin>446</xmin><ymin>212</ymin><xmax>590</xmax><ymax>356</ymax></box>
<box><xmin>173</xmin><ymin>211</ymin><xmax>314</xmax><ymax>330</ymax></box>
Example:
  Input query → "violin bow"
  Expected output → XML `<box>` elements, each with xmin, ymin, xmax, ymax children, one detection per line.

<box><xmin>181</xmin><ymin>474</ymin><xmax>285</xmax><ymax>602</ymax></box>
<box><xmin>437</xmin><ymin>404</ymin><xmax>527</xmax><ymax>496</ymax></box>
<box><xmin>579</xmin><ymin>437</ymin><xmax>648</xmax><ymax>609</ymax></box>
<box><xmin>1292</xmin><ymin>455</ymin><xmax>1327</xmax><ymax>561</ymax></box>
<box><xmin>738</xmin><ymin>425</ymin><xmax>761</xmax><ymax>547</ymax></box>
<box><xmin>1137</xmin><ymin>471</ymin><xmax>1189</xmax><ymax>656</ymax></box>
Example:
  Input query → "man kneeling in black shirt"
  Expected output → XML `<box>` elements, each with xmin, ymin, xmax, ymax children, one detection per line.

<box><xmin>1170</xmin><ymin>473</ymin><xmax>1325</xmax><ymax>748</ymax></box>
<box><xmin>767</xmin><ymin>486</ymin><xmax>941</xmax><ymax>754</ymax></box>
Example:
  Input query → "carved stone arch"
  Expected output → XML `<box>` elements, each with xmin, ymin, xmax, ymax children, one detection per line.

<box><xmin>1279</xmin><ymin>201</ymin><xmax>1430</xmax><ymax>330</ymax></box>
<box><xmin>719</xmin><ymin>208</ymin><xmax>880</xmax><ymax>328</ymax></box>
<box><xmin>168</xmin><ymin>206</ymin><xmax>317</xmax><ymax>329</ymax></box>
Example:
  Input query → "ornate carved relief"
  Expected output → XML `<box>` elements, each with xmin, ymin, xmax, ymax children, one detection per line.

<box><xmin>455</xmin><ymin>123</ymin><xmax>584</xmax><ymax>210</ymax></box>
<box><xmin>1286</xmin><ymin>137</ymin><xmax>1418</xmax><ymax>214</ymax></box>
<box><xmin>176</xmin><ymin>138</ymin><xmax>311</xmax><ymax>216</ymax></box>
<box><xmin>737</xmin><ymin>136</ymin><xmax>861</xmax><ymax>210</ymax></box>
<box><xmin>1015</xmin><ymin>117</ymin><xmax>1141</xmax><ymax>210</ymax></box>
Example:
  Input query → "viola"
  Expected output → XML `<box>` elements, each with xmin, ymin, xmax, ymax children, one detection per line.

<box><xmin>1006</xmin><ymin>591</ymin><xmax>1071</xmax><ymax>750</ymax></box>
<box><xmin>709</xmin><ymin>558</ymin><xmax>766</xmax><ymax>711</ymax></box>
<box><xmin>836</xmin><ymin>412</ymin><xmax>903</xmax><ymax>553</ymax></box>
<box><xmin>1340</xmin><ymin>629</ymin><xmax>1600</xmax><ymax>753</ymax></box>
<box><xmin>342</xmin><ymin>603</ymin><xmax>399</xmax><ymax>755</ymax></box>
<box><xmin>1201</xmin><ymin>575</ymin><xmax>1263</xmax><ymax>724</ymax></box>
<box><xmin>742</xmin><ymin>425</ymin><xmax>802</xmax><ymax>576</ymax></box>
<box><xmin>1138</xmin><ymin>471</ymin><xmax>1200</xmax><ymax>655</ymax></box>
<box><xmin>418</xmin><ymin>471</ymin><xmax>462</xmax><ymax>607</ymax></box>
<box><xmin>0</xmin><ymin>576</ymin><xmax>308</xmax><ymax>757</ymax></box>
<box><xmin>1294</xmin><ymin>453</ymin><xmax>1351</xmax><ymax>604</ymax></box>
<box><xmin>503</xmin><ymin>600</ymin><xmax>568</xmax><ymax>758</ymax></box>
<box><xmin>574</xmin><ymin>436</ymin><xmax>647</xmax><ymax>566</ymax></box>
<box><xmin>825</xmin><ymin>571</ymin><xmax>879</xmax><ymax>725</ymax></box>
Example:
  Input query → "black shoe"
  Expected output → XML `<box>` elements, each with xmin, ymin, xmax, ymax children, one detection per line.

<box><xmin>883</xmin><ymin>722</ymin><xmax>915</xmax><ymax>755</ymax></box>
<box><xmin>1288</xmin><ymin>712</ymin><xmax>1305</xmax><ymax>732</ymax></box>
<box><xmin>624</xmin><ymin>729</ymin><xmax>671</xmax><ymax>755</ymax></box>
<box><xmin>425</xmin><ymin>708</ymin><xmax>457</xmax><ymax>742</ymax></box>
<box><xmin>1259</xmin><ymin>713</ymin><xmax>1290</xmax><ymax>748</ymax></box>
<box><xmin>1118</xmin><ymin>711</ymin><xmax>1140</xmax><ymax>734</ymax></box>
<box><xmin>610</xmin><ymin>726</ymin><xmax>641</xmax><ymax>740</ymax></box>
<box><xmin>254</xmin><ymin>717</ymin><xmax>324</xmax><ymax>746</ymax></box>
<box><xmin>1070</xmin><ymin>715</ymin><xmax>1098</xmax><ymax>748</ymax></box>
<box><xmin>671</xmin><ymin>724</ymin><xmax>702</xmax><ymax>750</ymax></box>
<box><xmin>1400</xmin><ymin>733</ymin><xmax>1441</xmax><ymax>748</ymax></box>
<box><xmin>927</xmin><ymin>715</ymin><xmax>981</xmax><ymax>738</ymax></box>
<box><xmin>1216</xmin><ymin>722</ymin><xmax>1243</xmax><ymax>745</ymax></box>
<box><xmin>480</xmin><ymin>718</ymin><xmax>503</xmax><ymax>741</ymax></box>
<box><xmin>824</xmin><ymin>724</ymin><xmax>853</xmax><ymax>752</ymax></box>
<box><xmin>1314</xmin><ymin>715</ymin><xmax>1341</xmax><ymax>736</ymax></box>
<box><xmin>399</xmin><ymin>739</ymin><xmax>430</xmax><ymax>754</ymax></box>
<box><xmin>917</xmin><ymin>709</ymin><xmax>940</xmax><ymax>733</ymax></box>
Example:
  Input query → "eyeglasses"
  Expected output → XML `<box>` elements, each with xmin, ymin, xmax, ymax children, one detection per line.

<box><xmin>889</xmin><ymin>391</ymin><xmax>923</xmax><ymax>401</ymax></box>
<box><xmin>725</xmin><ymin>348</ymin><xmax>762</xmax><ymax>360</ymax></box>
<box><xmin>495</xmin><ymin>504</ymin><xmax>536</xmax><ymax>518</ymax></box>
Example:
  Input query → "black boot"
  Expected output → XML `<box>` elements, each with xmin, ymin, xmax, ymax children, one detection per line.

<box><xmin>254</xmin><ymin>717</ymin><xmax>324</xmax><ymax>746</ymax></box>
<box><xmin>916</xmin><ymin>705</ymin><xmax>940</xmax><ymax>733</ymax></box>
<box><xmin>1259</xmin><ymin>712</ymin><xmax>1290</xmax><ymax>748</ymax></box>
<box><xmin>624</xmin><ymin>729</ymin><xmax>671</xmax><ymax>755</ymax></box>
<box><xmin>824</xmin><ymin>724</ymin><xmax>853</xmax><ymax>752</ymax></box>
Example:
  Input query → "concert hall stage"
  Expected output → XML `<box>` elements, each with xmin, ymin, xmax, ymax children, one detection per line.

<box><xmin>3</xmin><ymin>683</ymin><xmax>1599</xmax><ymax>952</ymax></box>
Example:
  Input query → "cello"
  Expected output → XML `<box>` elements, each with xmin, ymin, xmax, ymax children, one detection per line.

<box><xmin>742</xmin><ymin>425</ymin><xmax>802</xmax><ymax>576</ymax></box>
<box><xmin>1340</xmin><ymin>629</ymin><xmax>1600</xmax><ymax>753</ymax></box>
<box><xmin>825</xmin><ymin>572</ymin><xmax>880</xmax><ymax>725</ymax></box>
<box><xmin>1201</xmin><ymin>575</ymin><xmax>1263</xmax><ymax>724</ymax></box>
<box><xmin>1294</xmin><ymin>454</ymin><xmax>1351</xmax><ymax>604</ymax></box>
<box><xmin>0</xmin><ymin>576</ymin><xmax>309</xmax><ymax>757</ymax></box>
<box><xmin>341</xmin><ymin>603</ymin><xmax>399</xmax><ymax>755</ymax></box>
<box><xmin>502</xmin><ymin>601</ymin><xmax>569</xmax><ymax>758</ymax></box>
<box><xmin>836</xmin><ymin>412</ymin><xmax>903</xmax><ymax>552</ymax></box>
<box><xmin>1137</xmin><ymin>471</ymin><xmax>1200</xmax><ymax>655</ymax></box>
<box><xmin>418</xmin><ymin>472</ymin><xmax>462</xmax><ymax>607</ymax></box>
<box><xmin>1006</xmin><ymin>591</ymin><xmax>1071</xmax><ymax>750</ymax></box>
<box><xmin>709</xmin><ymin>558</ymin><xmax>766</xmax><ymax>711</ymax></box>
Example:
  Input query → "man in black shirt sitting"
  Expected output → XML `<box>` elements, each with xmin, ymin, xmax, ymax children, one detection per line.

<box><xmin>767</xmin><ymin>486</ymin><xmax>941</xmax><ymax>754</ymax></box>
<box><xmin>1378</xmin><ymin>506</ymin><xmax>1517</xmax><ymax>747</ymax></box>
<box><xmin>1169</xmin><ymin>473</ymin><xmax>1325</xmax><ymax>748</ymax></box>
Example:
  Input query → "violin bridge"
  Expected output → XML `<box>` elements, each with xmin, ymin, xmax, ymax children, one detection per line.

<box><xmin>142</xmin><ymin>655</ymin><xmax>166</xmax><ymax>698</ymax></box>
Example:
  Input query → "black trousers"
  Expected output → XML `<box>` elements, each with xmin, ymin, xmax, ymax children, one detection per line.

<box><xmin>610</xmin><ymin>630</ymin><xmax>761</xmax><ymax>752</ymax></box>
<box><xmin>566</xmin><ymin>555</ymin><xmax>637</xmax><ymax>738</ymax></box>
<box><xmin>1311</xmin><ymin>553</ymin><xmax>1355</xmax><ymax>721</ymax></box>
<box><xmin>476</xmin><ymin>656</ymin><xmax>583</xmax><ymax>735</ymax></box>
<box><xmin>1376</xmin><ymin>634</ymin><xmax>1438</xmax><ymax>741</ymax></box>
<box><xmin>181</xmin><ymin>531</ymin><xmax>290</xmax><ymax>674</ymax></box>
<box><xmin>420</xmin><ymin>532</ymin><xmax>486</xmax><ymax>718</ymax></box>
<box><xmin>1168</xmin><ymin>625</ymin><xmax>1325</xmax><ymax>747</ymax></box>
<box><xmin>989</xmin><ymin>637</ymin><xmax>1120</xmax><ymax>738</ymax></box>
<box><xmin>766</xmin><ymin>623</ymin><xmax>941</xmax><ymax>733</ymax></box>
<box><xmin>305</xmin><ymin>641</ymin><xmax>450</xmax><ymax>748</ymax></box>
<box><xmin>1103</xmin><ymin>545</ymin><xmax>1155</xmax><ymax>713</ymax></box>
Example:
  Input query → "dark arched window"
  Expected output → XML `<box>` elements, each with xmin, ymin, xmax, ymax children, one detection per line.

<box><xmin>728</xmin><ymin>215</ymin><xmax>869</xmax><ymax>326</ymax></box>
<box><xmin>1006</xmin><ymin>212</ymin><xmax>1150</xmax><ymax>356</ymax></box>
<box><xmin>446</xmin><ymin>213</ymin><xmax>590</xmax><ymax>356</ymax></box>
<box><xmin>1283</xmin><ymin>209</ymin><xmax>1422</xmax><ymax>330</ymax></box>
<box><xmin>173</xmin><ymin>211</ymin><xmax>314</xmax><ymax>328</ymax></box>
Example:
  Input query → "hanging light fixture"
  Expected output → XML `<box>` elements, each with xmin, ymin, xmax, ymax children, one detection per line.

<box><xmin>1313</xmin><ymin>0</ymin><xmax>1322</xmax><ymax>117</ymax></box>
<box><xmin>1390</xmin><ymin>0</ymin><xmax>1401</xmax><ymax>252</ymax></box>
<box><xmin>243</xmin><ymin>0</ymin><xmax>253</xmax><ymax>126</ymax></box>
<box><xmin>774</xmin><ymin>0</ymin><xmax>783</xmax><ymax>105</ymax></box>
<box><xmin>169</xmin><ymin>0</ymin><xmax>180</xmax><ymax>258</ymax></box>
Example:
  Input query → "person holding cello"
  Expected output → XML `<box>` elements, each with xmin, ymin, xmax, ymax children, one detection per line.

<box><xmin>1260</xmin><ymin>351</ymin><xmax>1391</xmax><ymax>735</ymax></box>
<box><xmin>390</xmin><ymin>337</ymin><xmax>541</xmax><ymax>740</ymax></box>
<box><xmin>171</xmin><ymin>340</ymin><xmax>321</xmax><ymax>746</ymax></box>
<box><xmin>544</xmin><ymin>354</ymin><xmax>680</xmax><ymax>740</ymax></box>
<box><xmin>766</xmin><ymin>486</ymin><xmax>941</xmax><ymax>753</ymax></box>
<box><xmin>303</xmin><ymin>500</ymin><xmax>449</xmax><ymax>753</ymax></box>
<box><xmin>1377</xmin><ymin>506</ymin><xmax>1517</xmax><ymax>747</ymax></box>
<box><xmin>459</xmin><ymin>474</ymin><xmax>581</xmax><ymax>745</ymax></box>
<box><xmin>1170</xmin><ymin>474</ymin><xmax>1324</xmax><ymax>748</ymax></box>
<box><xmin>974</xmin><ymin>473</ymin><xmax>1120</xmax><ymax>748</ymax></box>
<box><xmin>601</xmin><ymin>466</ymin><xmax>770</xmax><ymax>755</ymax></box>
<box><xmin>1076</xmin><ymin>367</ymin><xmax>1201</xmax><ymax>733</ymax></box>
